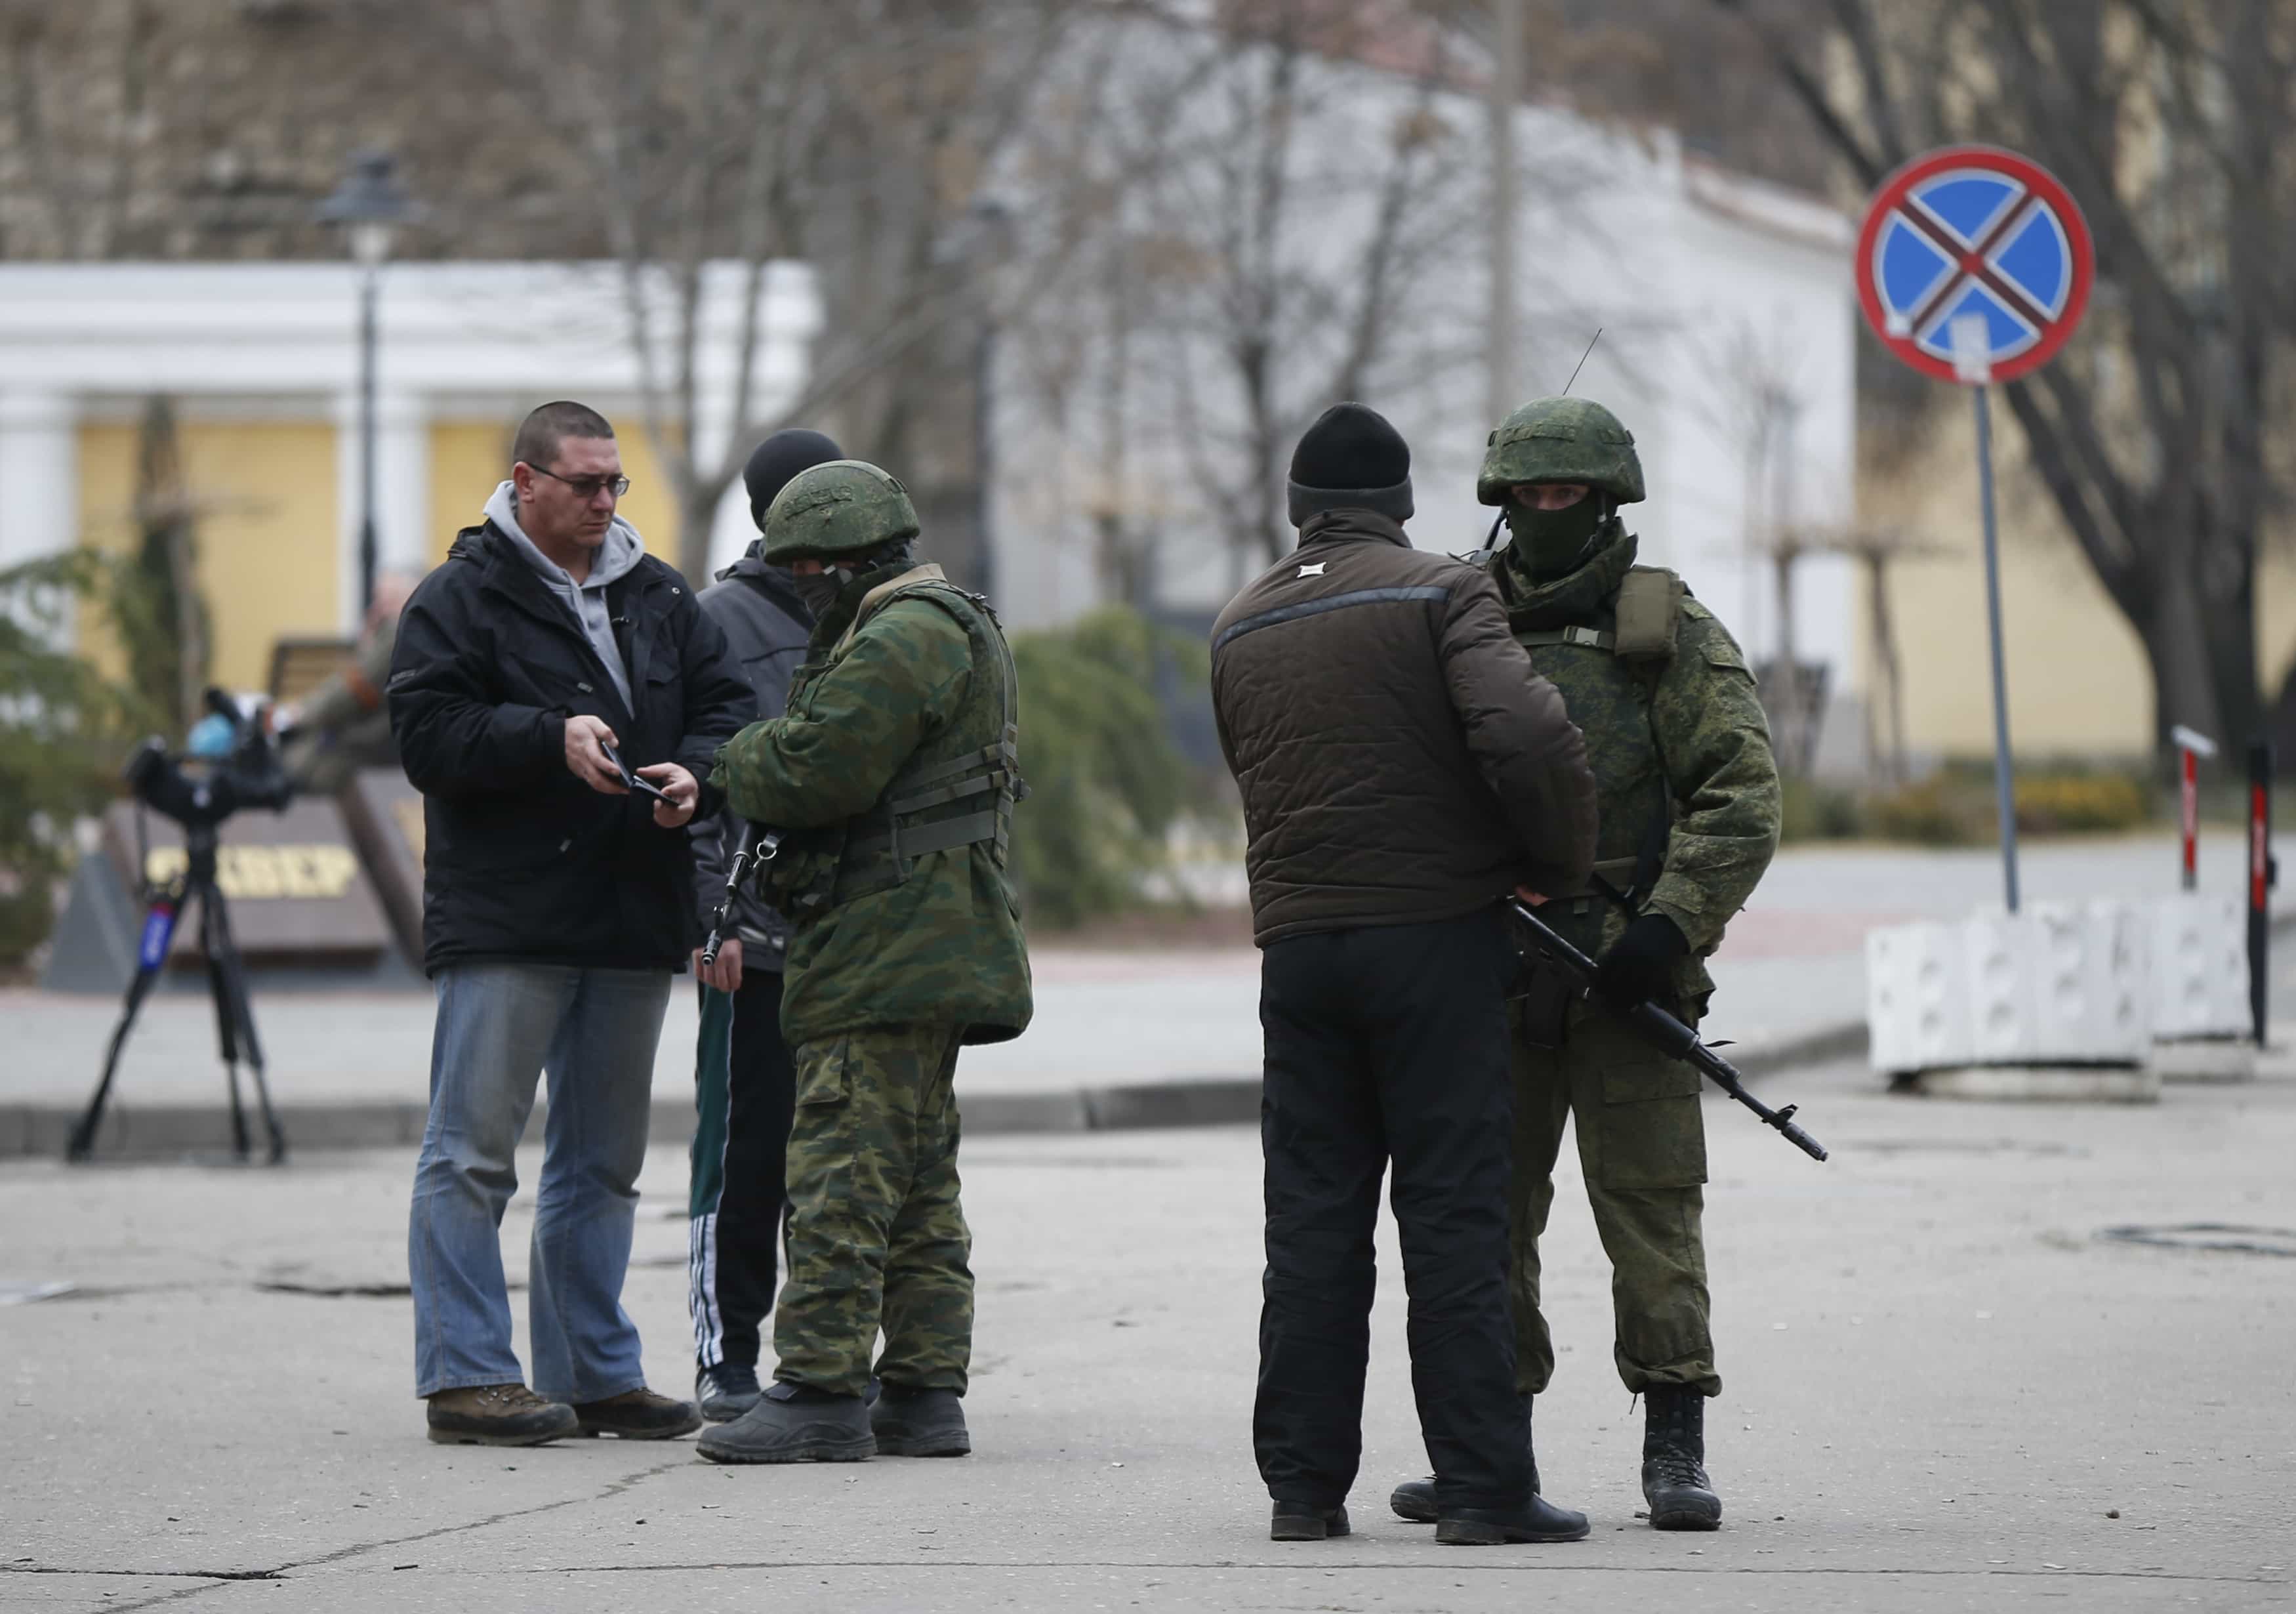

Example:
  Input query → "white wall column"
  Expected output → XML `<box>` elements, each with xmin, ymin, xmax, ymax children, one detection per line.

<box><xmin>0</xmin><ymin>390</ymin><xmax>82</xmax><ymax>645</ymax></box>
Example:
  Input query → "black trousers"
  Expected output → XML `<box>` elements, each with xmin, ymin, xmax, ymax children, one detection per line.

<box><xmin>687</xmin><ymin>966</ymin><xmax>797</xmax><ymax>1372</ymax></box>
<box><xmin>1254</xmin><ymin>905</ymin><xmax>1528</xmax><ymax>1513</ymax></box>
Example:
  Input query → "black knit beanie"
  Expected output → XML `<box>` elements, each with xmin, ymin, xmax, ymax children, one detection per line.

<box><xmin>1286</xmin><ymin>402</ymin><xmax>1413</xmax><ymax>527</ymax></box>
<box><xmin>743</xmin><ymin>428</ymin><xmax>845</xmax><ymax>529</ymax></box>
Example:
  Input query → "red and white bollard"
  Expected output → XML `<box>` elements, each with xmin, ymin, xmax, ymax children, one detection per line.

<box><xmin>2171</xmin><ymin>725</ymin><xmax>2217</xmax><ymax>893</ymax></box>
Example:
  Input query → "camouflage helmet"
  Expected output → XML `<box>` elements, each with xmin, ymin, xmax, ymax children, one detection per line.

<box><xmin>762</xmin><ymin>459</ymin><xmax>921</xmax><ymax>564</ymax></box>
<box><xmin>1476</xmin><ymin>396</ymin><xmax>1645</xmax><ymax>506</ymax></box>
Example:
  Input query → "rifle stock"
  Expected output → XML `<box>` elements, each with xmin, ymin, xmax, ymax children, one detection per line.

<box><xmin>1506</xmin><ymin>897</ymin><xmax>1828</xmax><ymax>1163</ymax></box>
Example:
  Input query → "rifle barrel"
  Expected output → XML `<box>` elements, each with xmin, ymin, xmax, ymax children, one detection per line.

<box><xmin>1507</xmin><ymin>898</ymin><xmax>1827</xmax><ymax>1163</ymax></box>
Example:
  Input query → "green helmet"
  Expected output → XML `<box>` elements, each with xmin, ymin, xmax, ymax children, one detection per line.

<box><xmin>1475</xmin><ymin>396</ymin><xmax>1645</xmax><ymax>507</ymax></box>
<box><xmin>762</xmin><ymin>459</ymin><xmax>920</xmax><ymax>564</ymax></box>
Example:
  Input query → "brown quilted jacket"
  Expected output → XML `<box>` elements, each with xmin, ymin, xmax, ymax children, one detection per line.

<box><xmin>1210</xmin><ymin>509</ymin><xmax>1597</xmax><ymax>945</ymax></box>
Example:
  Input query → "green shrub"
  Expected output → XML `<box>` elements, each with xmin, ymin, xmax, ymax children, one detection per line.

<box><xmin>1778</xmin><ymin>777</ymin><xmax>1864</xmax><ymax>842</ymax></box>
<box><xmin>1007</xmin><ymin>608</ymin><xmax>1215</xmax><ymax>930</ymax></box>
<box><xmin>1866</xmin><ymin>776</ymin><xmax>1990</xmax><ymax>844</ymax></box>
<box><xmin>0</xmin><ymin>554</ymin><xmax>145</xmax><ymax>969</ymax></box>
<box><xmin>2013</xmin><ymin>772</ymin><xmax>2150</xmax><ymax>834</ymax></box>
<box><xmin>1860</xmin><ymin>764</ymin><xmax>2158</xmax><ymax>846</ymax></box>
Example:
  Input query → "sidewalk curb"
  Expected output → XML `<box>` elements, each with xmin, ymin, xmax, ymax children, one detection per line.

<box><xmin>1</xmin><ymin>1022</ymin><xmax>1866</xmax><ymax>1160</ymax></box>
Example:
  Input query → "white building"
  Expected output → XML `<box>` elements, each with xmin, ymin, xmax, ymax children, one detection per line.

<box><xmin>985</xmin><ymin>15</ymin><xmax>1859</xmax><ymax>755</ymax></box>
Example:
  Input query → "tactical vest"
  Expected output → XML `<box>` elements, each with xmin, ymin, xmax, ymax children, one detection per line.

<box><xmin>1516</xmin><ymin>566</ymin><xmax>1680</xmax><ymax>907</ymax></box>
<box><xmin>818</xmin><ymin>566</ymin><xmax>1026</xmax><ymax>905</ymax></box>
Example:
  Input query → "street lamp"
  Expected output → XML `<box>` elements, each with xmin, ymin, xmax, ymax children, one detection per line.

<box><xmin>318</xmin><ymin>150</ymin><xmax>419</xmax><ymax>615</ymax></box>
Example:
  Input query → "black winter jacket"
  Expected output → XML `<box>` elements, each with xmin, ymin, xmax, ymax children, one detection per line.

<box><xmin>689</xmin><ymin>544</ymin><xmax>814</xmax><ymax>968</ymax></box>
<box><xmin>387</xmin><ymin>522</ymin><xmax>755</xmax><ymax>975</ymax></box>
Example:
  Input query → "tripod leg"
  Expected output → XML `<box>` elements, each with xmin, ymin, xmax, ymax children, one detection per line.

<box><xmin>207</xmin><ymin>888</ymin><xmax>285</xmax><ymax>1165</ymax></box>
<box><xmin>200</xmin><ymin>887</ymin><xmax>251</xmax><ymax>1161</ymax></box>
<box><xmin>67</xmin><ymin>897</ymin><xmax>179</xmax><ymax>1163</ymax></box>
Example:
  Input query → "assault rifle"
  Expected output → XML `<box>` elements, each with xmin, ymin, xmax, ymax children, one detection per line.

<box><xmin>1506</xmin><ymin>896</ymin><xmax>1828</xmax><ymax>1163</ymax></box>
<box><xmin>701</xmin><ymin>823</ymin><xmax>783</xmax><ymax>969</ymax></box>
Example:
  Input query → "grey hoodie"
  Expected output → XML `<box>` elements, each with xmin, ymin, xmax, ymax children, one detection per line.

<box><xmin>483</xmin><ymin>480</ymin><xmax>644</xmax><ymax>713</ymax></box>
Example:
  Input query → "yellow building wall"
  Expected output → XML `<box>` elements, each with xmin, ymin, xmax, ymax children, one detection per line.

<box><xmin>1858</xmin><ymin>413</ymin><xmax>2296</xmax><ymax>760</ymax></box>
<box><xmin>428</xmin><ymin>419</ymin><xmax>682</xmax><ymax>567</ymax></box>
<box><xmin>73</xmin><ymin>414</ymin><xmax>697</xmax><ymax>697</ymax></box>
<box><xmin>77</xmin><ymin>420</ymin><xmax>340</xmax><ymax>695</ymax></box>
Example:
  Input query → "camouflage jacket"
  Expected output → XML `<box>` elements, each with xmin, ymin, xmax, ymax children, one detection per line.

<box><xmin>710</xmin><ymin>560</ymin><xmax>1033</xmax><ymax>1047</ymax></box>
<box><xmin>1495</xmin><ymin>526</ymin><xmax>1781</xmax><ymax>1011</ymax></box>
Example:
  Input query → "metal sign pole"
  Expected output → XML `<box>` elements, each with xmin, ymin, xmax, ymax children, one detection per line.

<box><xmin>2249</xmin><ymin>741</ymin><xmax>2274</xmax><ymax>1046</ymax></box>
<box><xmin>1956</xmin><ymin>317</ymin><xmax>2020</xmax><ymax>913</ymax></box>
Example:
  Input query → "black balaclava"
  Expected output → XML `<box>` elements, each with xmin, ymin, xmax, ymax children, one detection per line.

<box><xmin>1286</xmin><ymin>402</ymin><xmax>1414</xmax><ymax>529</ymax></box>
<box><xmin>743</xmin><ymin>428</ymin><xmax>845</xmax><ymax>530</ymax></box>
<box><xmin>1504</xmin><ymin>489</ymin><xmax>1615</xmax><ymax>583</ymax></box>
<box><xmin>790</xmin><ymin>539</ymin><xmax>915</xmax><ymax>619</ymax></box>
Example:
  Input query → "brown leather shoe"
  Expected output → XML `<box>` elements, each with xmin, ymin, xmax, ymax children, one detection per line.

<box><xmin>572</xmin><ymin>1387</ymin><xmax>703</xmax><ymax>1440</ymax></box>
<box><xmin>426</xmin><ymin>1384</ymin><xmax>579</xmax><ymax>1447</ymax></box>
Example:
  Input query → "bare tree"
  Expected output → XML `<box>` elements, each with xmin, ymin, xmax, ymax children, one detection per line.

<box><xmin>1094</xmin><ymin>5</ymin><xmax>1490</xmax><ymax>575</ymax></box>
<box><xmin>0</xmin><ymin>1</ymin><xmax>611</xmax><ymax>262</ymax></box>
<box><xmin>1710</xmin><ymin>0</ymin><xmax>2296</xmax><ymax>754</ymax></box>
<box><xmin>1813</xmin><ymin>524</ymin><xmax>1947</xmax><ymax>784</ymax></box>
<box><xmin>446</xmin><ymin>0</ymin><xmax>1080</xmax><ymax>584</ymax></box>
<box><xmin>1683</xmin><ymin>318</ymin><xmax>1831</xmax><ymax>771</ymax></box>
<box><xmin>106</xmin><ymin>398</ymin><xmax>209</xmax><ymax>734</ymax></box>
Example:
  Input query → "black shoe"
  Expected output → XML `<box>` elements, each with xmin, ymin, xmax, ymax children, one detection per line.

<box><xmin>1389</xmin><ymin>1476</ymin><xmax>1438</xmax><ymax>1523</ymax></box>
<box><xmin>424</xmin><ymin>1383</ymin><xmax>579</xmax><ymax>1447</ymax></box>
<box><xmin>695</xmin><ymin>1363</ymin><xmax>763</xmax><ymax>1423</ymax></box>
<box><xmin>1271</xmin><ymin>1501</ymin><xmax>1351</xmax><ymax>1541</ymax></box>
<box><xmin>871</xmin><ymin>1384</ymin><xmax>970</xmax><ymax>1457</ymax></box>
<box><xmin>1435</xmin><ymin>1496</ymin><xmax>1590</xmax><ymax>1545</ymax></box>
<box><xmin>1391</xmin><ymin>1393</ymin><xmax>1544</xmax><ymax>1523</ymax></box>
<box><xmin>572</xmin><ymin>1387</ymin><xmax>703</xmax><ymax>1440</ymax></box>
<box><xmin>695</xmin><ymin>1381</ymin><xmax>875</xmax><ymax>1464</ymax></box>
<box><xmin>1642</xmin><ymin>1384</ymin><xmax>1723</xmax><ymax>1531</ymax></box>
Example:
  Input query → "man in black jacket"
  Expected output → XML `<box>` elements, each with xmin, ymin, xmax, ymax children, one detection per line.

<box><xmin>389</xmin><ymin>400</ymin><xmax>752</xmax><ymax>1447</ymax></box>
<box><xmin>684</xmin><ymin>428</ymin><xmax>836</xmax><ymax>1423</ymax></box>
<box><xmin>1210</xmin><ymin>403</ymin><xmax>1599</xmax><ymax>1546</ymax></box>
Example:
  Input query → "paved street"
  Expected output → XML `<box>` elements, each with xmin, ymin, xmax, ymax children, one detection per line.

<box><xmin>5</xmin><ymin>1043</ymin><xmax>2293</xmax><ymax>1611</ymax></box>
<box><xmin>7</xmin><ymin>835</ymin><xmax>2278</xmax><ymax>1156</ymax></box>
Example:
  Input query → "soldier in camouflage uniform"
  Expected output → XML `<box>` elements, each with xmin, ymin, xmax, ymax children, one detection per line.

<box><xmin>693</xmin><ymin>459</ymin><xmax>1033</xmax><ymax>1467</ymax></box>
<box><xmin>1388</xmin><ymin>397</ymin><xmax>1781</xmax><ymax>1532</ymax></box>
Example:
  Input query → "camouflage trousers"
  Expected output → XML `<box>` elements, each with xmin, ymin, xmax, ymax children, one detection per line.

<box><xmin>773</xmin><ymin>1024</ymin><xmax>974</xmax><ymax>1397</ymax></box>
<box><xmin>1507</xmin><ymin>997</ymin><xmax>1719</xmax><ymax>1399</ymax></box>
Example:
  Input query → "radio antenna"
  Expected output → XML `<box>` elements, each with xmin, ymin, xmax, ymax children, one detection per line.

<box><xmin>1561</xmin><ymin>327</ymin><xmax>1604</xmax><ymax>396</ymax></box>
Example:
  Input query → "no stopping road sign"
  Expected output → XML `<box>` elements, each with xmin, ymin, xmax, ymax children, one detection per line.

<box><xmin>1856</xmin><ymin>145</ymin><xmax>2093</xmax><ymax>384</ymax></box>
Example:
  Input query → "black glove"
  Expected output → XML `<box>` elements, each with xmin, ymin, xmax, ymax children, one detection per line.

<box><xmin>1593</xmin><ymin>913</ymin><xmax>1689</xmax><ymax>1008</ymax></box>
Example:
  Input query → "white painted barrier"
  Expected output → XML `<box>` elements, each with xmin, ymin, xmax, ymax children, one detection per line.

<box><xmin>2148</xmin><ymin>892</ymin><xmax>2256</xmax><ymax>1081</ymax></box>
<box><xmin>1867</xmin><ymin>901</ymin><xmax>2152</xmax><ymax>1076</ymax></box>
<box><xmin>2149</xmin><ymin>893</ymin><xmax>2249</xmax><ymax>1041</ymax></box>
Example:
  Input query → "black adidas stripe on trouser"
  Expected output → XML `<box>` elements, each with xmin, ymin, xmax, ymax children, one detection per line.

<box><xmin>687</xmin><ymin>966</ymin><xmax>798</xmax><ymax>1371</ymax></box>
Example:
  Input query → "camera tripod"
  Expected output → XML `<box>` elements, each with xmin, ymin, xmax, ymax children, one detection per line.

<box><xmin>67</xmin><ymin>821</ymin><xmax>287</xmax><ymax>1164</ymax></box>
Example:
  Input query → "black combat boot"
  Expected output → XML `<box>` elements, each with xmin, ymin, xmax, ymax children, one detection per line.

<box><xmin>695</xmin><ymin>1381</ymin><xmax>875</xmax><ymax>1464</ymax></box>
<box><xmin>870</xmin><ymin>1384</ymin><xmax>971</xmax><ymax>1457</ymax></box>
<box><xmin>1641</xmin><ymin>1384</ymin><xmax>1723</xmax><ymax>1530</ymax></box>
<box><xmin>1389</xmin><ymin>1395</ymin><xmax>1542</xmax><ymax>1523</ymax></box>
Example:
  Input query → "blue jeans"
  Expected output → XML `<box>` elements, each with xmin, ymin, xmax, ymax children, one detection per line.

<box><xmin>409</xmin><ymin>962</ymin><xmax>672</xmax><ymax>1401</ymax></box>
